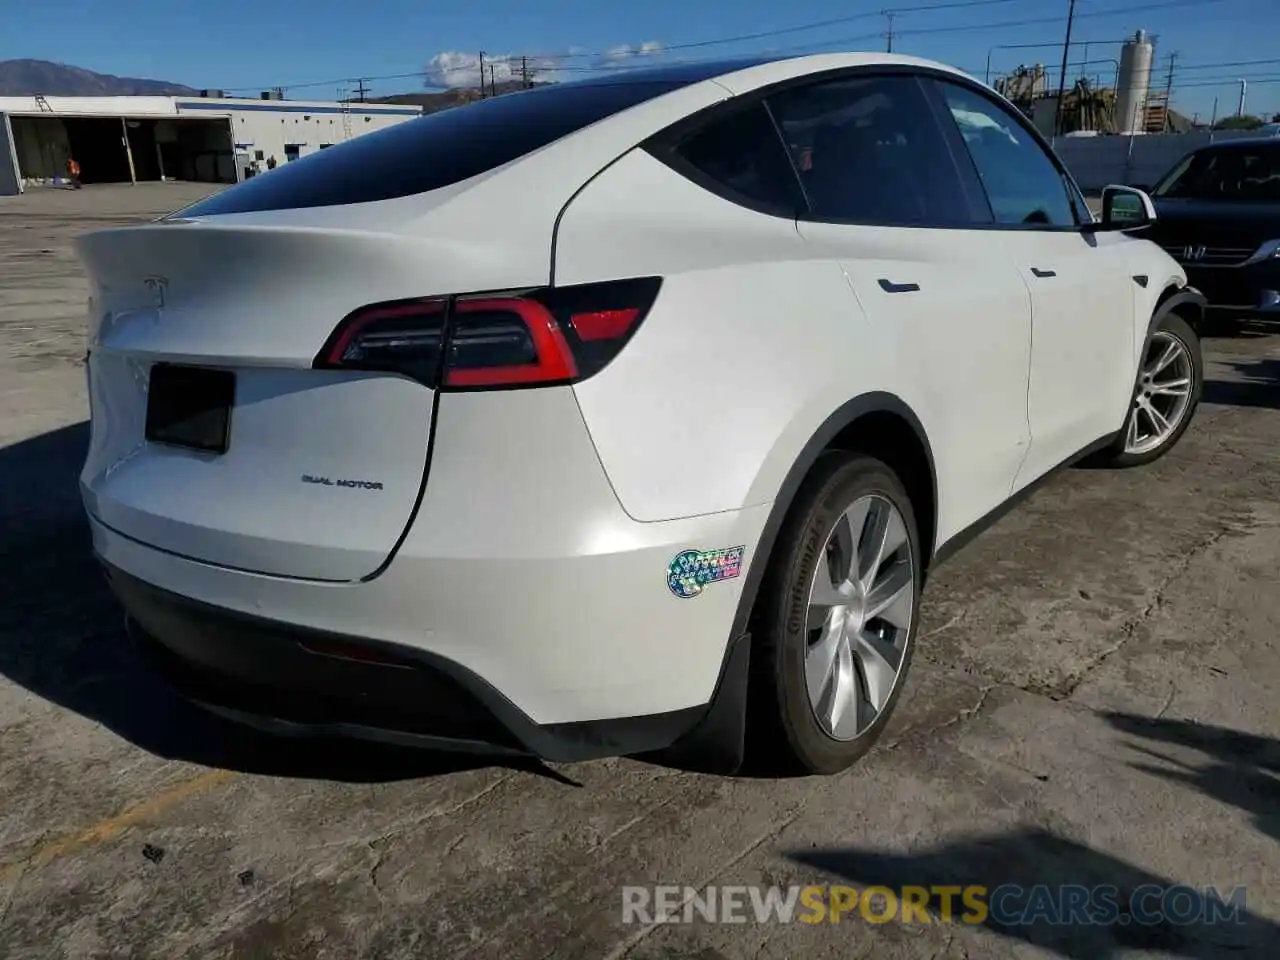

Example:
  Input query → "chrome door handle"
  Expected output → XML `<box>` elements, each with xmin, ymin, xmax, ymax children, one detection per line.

<box><xmin>1030</xmin><ymin>267</ymin><xmax>1057</xmax><ymax>278</ymax></box>
<box><xmin>878</xmin><ymin>279</ymin><xmax>920</xmax><ymax>293</ymax></box>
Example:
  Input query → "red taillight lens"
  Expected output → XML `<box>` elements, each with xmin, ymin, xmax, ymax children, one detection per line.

<box><xmin>317</xmin><ymin>299</ymin><xmax>447</xmax><ymax>383</ymax></box>
<box><xmin>569</xmin><ymin>308</ymin><xmax>641</xmax><ymax>342</ymax></box>
<box><xmin>315</xmin><ymin>277</ymin><xmax>660</xmax><ymax>390</ymax></box>
<box><xmin>444</xmin><ymin>298</ymin><xmax>578</xmax><ymax>387</ymax></box>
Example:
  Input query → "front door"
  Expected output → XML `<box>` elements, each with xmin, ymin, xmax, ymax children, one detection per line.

<box><xmin>929</xmin><ymin>78</ymin><xmax>1135</xmax><ymax>489</ymax></box>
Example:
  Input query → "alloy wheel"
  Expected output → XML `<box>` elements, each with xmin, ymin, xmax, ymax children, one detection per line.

<box><xmin>804</xmin><ymin>494</ymin><xmax>915</xmax><ymax>742</ymax></box>
<box><xmin>1124</xmin><ymin>331</ymin><xmax>1195</xmax><ymax>456</ymax></box>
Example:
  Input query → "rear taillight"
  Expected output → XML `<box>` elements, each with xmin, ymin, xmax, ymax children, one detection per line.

<box><xmin>318</xmin><ymin>299</ymin><xmax>447</xmax><ymax>384</ymax></box>
<box><xmin>316</xmin><ymin>277</ymin><xmax>661</xmax><ymax>390</ymax></box>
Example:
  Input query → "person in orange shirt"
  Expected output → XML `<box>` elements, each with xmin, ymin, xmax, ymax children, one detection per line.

<box><xmin>66</xmin><ymin>156</ymin><xmax>82</xmax><ymax>189</ymax></box>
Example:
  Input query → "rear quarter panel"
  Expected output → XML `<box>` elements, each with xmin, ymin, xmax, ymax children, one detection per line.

<box><xmin>555</xmin><ymin>147</ymin><xmax>938</xmax><ymax>525</ymax></box>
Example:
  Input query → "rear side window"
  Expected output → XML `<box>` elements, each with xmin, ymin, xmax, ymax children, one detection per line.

<box><xmin>766</xmin><ymin>75</ymin><xmax>972</xmax><ymax>225</ymax></box>
<box><xmin>669</xmin><ymin>103</ymin><xmax>804</xmax><ymax>214</ymax></box>
<box><xmin>174</xmin><ymin>80</ymin><xmax>697</xmax><ymax>217</ymax></box>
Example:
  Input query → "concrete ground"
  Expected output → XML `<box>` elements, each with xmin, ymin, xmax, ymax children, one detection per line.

<box><xmin>1</xmin><ymin>183</ymin><xmax>1278</xmax><ymax>959</ymax></box>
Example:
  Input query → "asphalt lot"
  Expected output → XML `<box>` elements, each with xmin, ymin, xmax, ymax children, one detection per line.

<box><xmin>2</xmin><ymin>183</ymin><xmax>1278</xmax><ymax>959</ymax></box>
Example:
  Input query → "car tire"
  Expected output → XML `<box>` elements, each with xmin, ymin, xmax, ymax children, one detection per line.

<box><xmin>749</xmin><ymin>452</ymin><xmax>922</xmax><ymax>776</ymax></box>
<box><xmin>1102</xmin><ymin>311</ymin><xmax>1203</xmax><ymax>468</ymax></box>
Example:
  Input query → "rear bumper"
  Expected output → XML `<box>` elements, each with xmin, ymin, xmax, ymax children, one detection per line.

<box><xmin>107</xmin><ymin>562</ymin><xmax>717</xmax><ymax>761</ymax></box>
<box><xmin>1182</xmin><ymin>261</ymin><xmax>1280</xmax><ymax>312</ymax></box>
<box><xmin>86</xmin><ymin>384</ymin><xmax>772</xmax><ymax>728</ymax></box>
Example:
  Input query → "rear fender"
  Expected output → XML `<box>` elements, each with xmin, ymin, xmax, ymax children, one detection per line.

<box><xmin>727</xmin><ymin>392</ymin><xmax>937</xmax><ymax>647</ymax></box>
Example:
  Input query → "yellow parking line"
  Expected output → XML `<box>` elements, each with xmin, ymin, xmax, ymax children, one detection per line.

<box><xmin>0</xmin><ymin>768</ymin><xmax>236</xmax><ymax>882</ymax></box>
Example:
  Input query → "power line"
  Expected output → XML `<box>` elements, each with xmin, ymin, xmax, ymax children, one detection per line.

<box><xmin>554</xmin><ymin>0</ymin><xmax>1025</xmax><ymax>59</ymax></box>
<box><xmin>1175</xmin><ymin>74</ymin><xmax>1280</xmax><ymax>87</ymax></box>
<box><xmin>1175</xmin><ymin>56</ymin><xmax>1280</xmax><ymax>72</ymax></box>
<box><xmin>219</xmin><ymin>0</ymin><xmax>1237</xmax><ymax>94</ymax></box>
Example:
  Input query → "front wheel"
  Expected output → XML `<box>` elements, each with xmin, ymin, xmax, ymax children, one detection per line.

<box><xmin>1102</xmin><ymin>312</ymin><xmax>1203</xmax><ymax>468</ymax></box>
<box><xmin>750</xmin><ymin>453</ymin><xmax>922</xmax><ymax>776</ymax></box>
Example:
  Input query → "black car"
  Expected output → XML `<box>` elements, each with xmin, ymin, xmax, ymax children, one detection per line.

<box><xmin>1140</xmin><ymin>137</ymin><xmax>1280</xmax><ymax>317</ymax></box>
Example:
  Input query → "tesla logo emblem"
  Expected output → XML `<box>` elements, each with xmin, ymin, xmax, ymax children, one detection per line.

<box><xmin>143</xmin><ymin>276</ymin><xmax>168</xmax><ymax>309</ymax></box>
<box><xmin>1182</xmin><ymin>246</ymin><xmax>1207</xmax><ymax>262</ymax></box>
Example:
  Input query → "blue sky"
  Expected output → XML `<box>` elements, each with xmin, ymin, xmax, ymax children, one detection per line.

<box><xmin>7</xmin><ymin>0</ymin><xmax>1279</xmax><ymax>120</ymax></box>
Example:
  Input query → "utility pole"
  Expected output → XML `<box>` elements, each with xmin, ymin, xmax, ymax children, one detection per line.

<box><xmin>1052</xmin><ymin>0</ymin><xmax>1077</xmax><ymax>138</ymax></box>
<box><xmin>1161</xmin><ymin>51</ymin><xmax>1177</xmax><ymax>132</ymax></box>
<box><xmin>883</xmin><ymin>11</ymin><xmax>896</xmax><ymax>53</ymax></box>
<box><xmin>353</xmin><ymin>78</ymin><xmax>369</xmax><ymax>103</ymax></box>
<box><xmin>478</xmin><ymin>51</ymin><xmax>486</xmax><ymax>97</ymax></box>
<box><xmin>521</xmin><ymin>55</ymin><xmax>530</xmax><ymax>89</ymax></box>
<box><xmin>489</xmin><ymin>64</ymin><xmax>496</xmax><ymax>96</ymax></box>
<box><xmin>1237</xmin><ymin>78</ymin><xmax>1248</xmax><ymax>116</ymax></box>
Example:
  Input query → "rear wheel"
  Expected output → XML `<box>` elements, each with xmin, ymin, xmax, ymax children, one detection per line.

<box><xmin>750</xmin><ymin>453</ymin><xmax>921</xmax><ymax>775</ymax></box>
<box><xmin>1103</xmin><ymin>312</ymin><xmax>1202</xmax><ymax>468</ymax></box>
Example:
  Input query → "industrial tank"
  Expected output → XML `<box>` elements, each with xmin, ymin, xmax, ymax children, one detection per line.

<box><xmin>1116</xmin><ymin>29</ymin><xmax>1155</xmax><ymax>134</ymax></box>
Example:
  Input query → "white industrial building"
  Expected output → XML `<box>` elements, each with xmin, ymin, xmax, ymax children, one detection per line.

<box><xmin>0</xmin><ymin>93</ymin><xmax>423</xmax><ymax>196</ymax></box>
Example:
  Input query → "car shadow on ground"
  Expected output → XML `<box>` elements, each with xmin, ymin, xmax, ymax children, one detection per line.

<box><xmin>0</xmin><ymin>421</ymin><xmax>560</xmax><ymax>784</ymax></box>
<box><xmin>787</xmin><ymin>826</ymin><xmax>1279</xmax><ymax>957</ymax></box>
<box><xmin>1101</xmin><ymin>712</ymin><xmax>1280</xmax><ymax>844</ymax></box>
<box><xmin>1202</xmin><ymin>357</ymin><xmax>1280</xmax><ymax>411</ymax></box>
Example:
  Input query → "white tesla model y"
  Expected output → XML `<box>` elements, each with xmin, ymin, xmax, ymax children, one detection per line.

<box><xmin>78</xmin><ymin>53</ymin><xmax>1204</xmax><ymax>775</ymax></box>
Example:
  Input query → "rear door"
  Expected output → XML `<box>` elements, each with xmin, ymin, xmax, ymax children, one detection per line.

<box><xmin>928</xmin><ymin>78</ymin><xmax>1136</xmax><ymax>488</ymax></box>
<box><xmin>778</xmin><ymin>73</ymin><xmax>1034</xmax><ymax>537</ymax></box>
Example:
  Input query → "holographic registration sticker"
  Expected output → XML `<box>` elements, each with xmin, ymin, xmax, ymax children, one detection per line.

<box><xmin>667</xmin><ymin>545</ymin><xmax>746</xmax><ymax>599</ymax></box>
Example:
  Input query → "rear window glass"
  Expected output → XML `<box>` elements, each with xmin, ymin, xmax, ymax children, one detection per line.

<box><xmin>173</xmin><ymin>78</ymin><xmax>706</xmax><ymax>217</ymax></box>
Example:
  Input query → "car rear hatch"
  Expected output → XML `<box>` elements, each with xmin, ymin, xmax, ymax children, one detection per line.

<box><xmin>78</xmin><ymin>220</ymin><xmax>540</xmax><ymax>582</ymax></box>
<box><xmin>76</xmin><ymin>71</ymin><xmax>736</xmax><ymax>582</ymax></box>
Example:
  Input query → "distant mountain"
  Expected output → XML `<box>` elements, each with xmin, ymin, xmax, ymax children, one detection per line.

<box><xmin>375</xmin><ymin>80</ymin><xmax>540</xmax><ymax>115</ymax></box>
<box><xmin>0</xmin><ymin>59</ymin><xmax>197</xmax><ymax>96</ymax></box>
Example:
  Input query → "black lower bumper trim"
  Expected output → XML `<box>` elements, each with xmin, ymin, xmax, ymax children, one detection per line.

<box><xmin>104</xmin><ymin>563</ymin><xmax>708</xmax><ymax>763</ymax></box>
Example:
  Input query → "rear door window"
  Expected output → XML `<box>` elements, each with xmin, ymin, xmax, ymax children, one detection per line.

<box><xmin>765</xmin><ymin>74</ymin><xmax>974</xmax><ymax>226</ymax></box>
<box><xmin>174</xmin><ymin>77</ymin><xmax>723</xmax><ymax>217</ymax></box>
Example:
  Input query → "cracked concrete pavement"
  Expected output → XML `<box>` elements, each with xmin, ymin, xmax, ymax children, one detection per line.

<box><xmin>1</xmin><ymin>184</ymin><xmax>1278</xmax><ymax>959</ymax></box>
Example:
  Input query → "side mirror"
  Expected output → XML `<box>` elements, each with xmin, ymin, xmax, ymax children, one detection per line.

<box><xmin>1097</xmin><ymin>184</ymin><xmax>1157</xmax><ymax>231</ymax></box>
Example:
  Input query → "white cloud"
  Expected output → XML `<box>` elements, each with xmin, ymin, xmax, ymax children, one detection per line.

<box><xmin>599</xmin><ymin>41</ymin><xmax>666</xmax><ymax>68</ymax></box>
<box><xmin>424</xmin><ymin>50</ymin><xmax>572</xmax><ymax>89</ymax></box>
<box><xmin>424</xmin><ymin>51</ymin><xmax>506</xmax><ymax>89</ymax></box>
<box><xmin>425</xmin><ymin>42</ymin><xmax>666</xmax><ymax>89</ymax></box>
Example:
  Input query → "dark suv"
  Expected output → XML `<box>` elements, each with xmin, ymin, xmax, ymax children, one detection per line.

<box><xmin>1142</xmin><ymin>137</ymin><xmax>1280</xmax><ymax>317</ymax></box>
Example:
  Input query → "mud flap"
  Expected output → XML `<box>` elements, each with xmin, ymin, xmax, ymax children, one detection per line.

<box><xmin>642</xmin><ymin>631</ymin><xmax>751</xmax><ymax>775</ymax></box>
